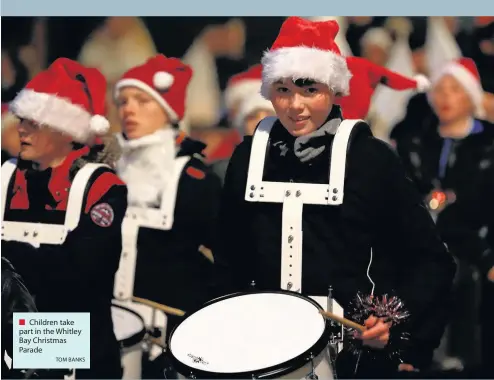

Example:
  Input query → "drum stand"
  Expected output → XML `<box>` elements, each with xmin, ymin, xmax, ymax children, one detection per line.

<box><xmin>326</xmin><ymin>287</ymin><xmax>344</xmax><ymax>379</ymax></box>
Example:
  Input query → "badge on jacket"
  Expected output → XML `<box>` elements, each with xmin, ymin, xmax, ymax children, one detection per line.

<box><xmin>90</xmin><ymin>203</ymin><xmax>115</xmax><ymax>227</ymax></box>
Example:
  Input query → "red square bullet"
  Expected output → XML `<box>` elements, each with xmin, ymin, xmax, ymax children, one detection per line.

<box><xmin>19</xmin><ymin>319</ymin><xmax>25</xmax><ymax>326</ymax></box>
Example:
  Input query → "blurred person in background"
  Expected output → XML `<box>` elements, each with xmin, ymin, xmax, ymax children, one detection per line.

<box><xmin>391</xmin><ymin>17</ymin><xmax>494</xmax><ymax>142</ymax></box>
<box><xmin>113</xmin><ymin>55</ymin><xmax>222</xmax><ymax>340</ymax></box>
<box><xmin>183</xmin><ymin>18</ymin><xmax>246</xmax><ymax>131</ymax></box>
<box><xmin>211</xmin><ymin>65</ymin><xmax>276</xmax><ymax>184</ymax></box>
<box><xmin>1</xmin><ymin>105</ymin><xmax>21</xmax><ymax>164</ymax></box>
<box><xmin>470</xmin><ymin>18</ymin><xmax>494</xmax><ymax>123</ymax></box>
<box><xmin>359</xmin><ymin>27</ymin><xmax>393</xmax><ymax>67</ymax></box>
<box><xmin>1</xmin><ymin>58</ymin><xmax>126</xmax><ymax>379</ymax></box>
<box><xmin>2</xmin><ymin>48</ymin><xmax>29</xmax><ymax>102</ymax></box>
<box><xmin>345</xmin><ymin>17</ymin><xmax>388</xmax><ymax>57</ymax></box>
<box><xmin>179</xmin><ymin>18</ymin><xmax>249</xmax><ymax>168</ymax></box>
<box><xmin>78</xmin><ymin>17</ymin><xmax>157</xmax><ymax>133</ymax></box>
<box><xmin>473</xmin><ymin>18</ymin><xmax>494</xmax><ymax>93</ymax></box>
<box><xmin>394</xmin><ymin>57</ymin><xmax>494</xmax><ymax>375</ymax></box>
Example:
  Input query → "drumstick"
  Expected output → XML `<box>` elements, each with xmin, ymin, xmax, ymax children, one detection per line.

<box><xmin>131</xmin><ymin>296</ymin><xmax>186</xmax><ymax>317</ymax></box>
<box><xmin>148</xmin><ymin>336</ymin><xmax>167</xmax><ymax>350</ymax></box>
<box><xmin>319</xmin><ymin>310</ymin><xmax>367</xmax><ymax>333</ymax></box>
<box><xmin>198</xmin><ymin>245</ymin><xmax>214</xmax><ymax>263</ymax></box>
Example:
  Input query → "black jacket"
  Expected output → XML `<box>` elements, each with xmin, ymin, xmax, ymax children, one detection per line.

<box><xmin>2</xmin><ymin>257</ymin><xmax>38</xmax><ymax>378</ymax></box>
<box><xmin>2</xmin><ymin>154</ymin><xmax>127</xmax><ymax>379</ymax></box>
<box><xmin>394</xmin><ymin>117</ymin><xmax>494</xmax><ymax>280</ymax></box>
<box><xmin>214</xmin><ymin>115</ymin><xmax>456</xmax><ymax>372</ymax></box>
<box><xmin>132</xmin><ymin>138</ymin><xmax>222</xmax><ymax>313</ymax></box>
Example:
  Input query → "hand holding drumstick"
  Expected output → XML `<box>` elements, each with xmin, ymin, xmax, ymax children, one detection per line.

<box><xmin>320</xmin><ymin>310</ymin><xmax>417</xmax><ymax>372</ymax></box>
<box><xmin>320</xmin><ymin>310</ymin><xmax>391</xmax><ymax>348</ymax></box>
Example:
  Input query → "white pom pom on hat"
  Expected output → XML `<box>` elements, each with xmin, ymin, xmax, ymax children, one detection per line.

<box><xmin>153</xmin><ymin>71</ymin><xmax>175</xmax><ymax>90</ymax></box>
<box><xmin>89</xmin><ymin>114</ymin><xmax>110</xmax><ymax>135</ymax></box>
<box><xmin>414</xmin><ymin>74</ymin><xmax>431</xmax><ymax>92</ymax></box>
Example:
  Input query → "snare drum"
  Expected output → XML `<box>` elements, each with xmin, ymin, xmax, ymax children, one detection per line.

<box><xmin>112</xmin><ymin>304</ymin><xmax>146</xmax><ymax>379</ymax></box>
<box><xmin>168</xmin><ymin>291</ymin><xmax>334</xmax><ymax>379</ymax></box>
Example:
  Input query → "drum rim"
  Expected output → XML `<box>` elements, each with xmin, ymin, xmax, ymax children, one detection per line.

<box><xmin>167</xmin><ymin>289</ymin><xmax>331</xmax><ymax>379</ymax></box>
<box><xmin>111</xmin><ymin>303</ymin><xmax>146</xmax><ymax>350</ymax></box>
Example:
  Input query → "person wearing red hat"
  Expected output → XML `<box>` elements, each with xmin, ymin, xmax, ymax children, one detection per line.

<box><xmin>1</xmin><ymin>58</ymin><xmax>127</xmax><ymax>379</ymax></box>
<box><xmin>112</xmin><ymin>54</ymin><xmax>222</xmax><ymax>352</ymax></box>
<box><xmin>211</xmin><ymin>64</ymin><xmax>276</xmax><ymax>184</ymax></box>
<box><xmin>213</xmin><ymin>17</ymin><xmax>456</xmax><ymax>378</ymax></box>
<box><xmin>336</xmin><ymin>56</ymin><xmax>431</xmax><ymax>121</ymax></box>
<box><xmin>394</xmin><ymin>57</ymin><xmax>494</xmax><ymax>376</ymax></box>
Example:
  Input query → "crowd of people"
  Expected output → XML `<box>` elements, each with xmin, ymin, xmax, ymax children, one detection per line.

<box><xmin>1</xmin><ymin>16</ymin><xmax>493</xmax><ymax>379</ymax></box>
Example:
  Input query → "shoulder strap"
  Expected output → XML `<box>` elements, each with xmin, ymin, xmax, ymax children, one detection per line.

<box><xmin>328</xmin><ymin>119</ymin><xmax>368</xmax><ymax>205</ymax></box>
<box><xmin>65</xmin><ymin>163</ymin><xmax>111</xmax><ymax>232</ymax></box>
<box><xmin>245</xmin><ymin>116</ymin><xmax>278</xmax><ymax>201</ymax></box>
<box><xmin>159</xmin><ymin>155</ymin><xmax>191</xmax><ymax>228</ymax></box>
<box><xmin>1</xmin><ymin>159</ymin><xmax>18</xmax><ymax>222</ymax></box>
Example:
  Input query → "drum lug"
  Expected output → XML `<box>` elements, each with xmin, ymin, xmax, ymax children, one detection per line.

<box><xmin>189</xmin><ymin>372</ymin><xmax>197</xmax><ymax>379</ymax></box>
<box><xmin>305</xmin><ymin>353</ymin><xmax>318</xmax><ymax>380</ymax></box>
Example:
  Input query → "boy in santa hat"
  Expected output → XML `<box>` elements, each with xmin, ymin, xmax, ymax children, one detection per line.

<box><xmin>112</xmin><ymin>54</ymin><xmax>222</xmax><ymax>343</ymax></box>
<box><xmin>1</xmin><ymin>58</ymin><xmax>126</xmax><ymax>379</ymax></box>
<box><xmin>394</xmin><ymin>57</ymin><xmax>494</xmax><ymax>376</ymax></box>
<box><xmin>213</xmin><ymin>16</ymin><xmax>455</xmax><ymax>378</ymax></box>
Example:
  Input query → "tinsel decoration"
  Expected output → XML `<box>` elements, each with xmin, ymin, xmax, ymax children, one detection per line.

<box><xmin>345</xmin><ymin>292</ymin><xmax>411</xmax><ymax>361</ymax></box>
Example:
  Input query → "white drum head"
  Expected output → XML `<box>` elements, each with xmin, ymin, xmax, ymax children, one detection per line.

<box><xmin>112</xmin><ymin>305</ymin><xmax>144</xmax><ymax>341</ymax></box>
<box><xmin>169</xmin><ymin>292</ymin><xmax>327</xmax><ymax>375</ymax></box>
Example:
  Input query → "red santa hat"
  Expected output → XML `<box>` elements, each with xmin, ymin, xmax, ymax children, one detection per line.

<box><xmin>429</xmin><ymin>57</ymin><xmax>485</xmax><ymax>119</ymax></box>
<box><xmin>115</xmin><ymin>54</ymin><xmax>193</xmax><ymax>123</ymax></box>
<box><xmin>475</xmin><ymin>16</ymin><xmax>494</xmax><ymax>27</ymax></box>
<box><xmin>224</xmin><ymin>64</ymin><xmax>263</xmax><ymax>111</ymax></box>
<box><xmin>336</xmin><ymin>56</ymin><xmax>431</xmax><ymax>119</ymax></box>
<box><xmin>9</xmin><ymin>58</ymin><xmax>110</xmax><ymax>143</ymax></box>
<box><xmin>260</xmin><ymin>17</ymin><xmax>352</xmax><ymax>99</ymax></box>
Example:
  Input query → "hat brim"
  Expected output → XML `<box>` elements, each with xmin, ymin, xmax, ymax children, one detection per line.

<box><xmin>260</xmin><ymin>46</ymin><xmax>352</xmax><ymax>99</ymax></box>
<box><xmin>10</xmin><ymin>89</ymin><xmax>93</xmax><ymax>143</ymax></box>
<box><xmin>115</xmin><ymin>79</ymin><xmax>179</xmax><ymax>122</ymax></box>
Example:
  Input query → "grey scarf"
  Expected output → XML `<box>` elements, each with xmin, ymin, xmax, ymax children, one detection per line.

<box><xmin>293</xmin><ymin>118</ymin><xmax>342</xmax><ymax>163</ymax></box>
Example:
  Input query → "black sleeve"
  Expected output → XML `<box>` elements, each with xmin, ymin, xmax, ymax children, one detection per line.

<box><xmin>2</xmin><ymin>183</ymin><xmax>128</xmax><ymax>294</ymax></box>
<box><xmin>211</xmin><ymin>140</ymin><xmax>253</xmax><ymax>297</ymax></box>
<box><xmin>436</xmin><ymin>164</ymin><xmax>494</xmax><ymax>277</ymax></box>
<box><xmin>372</xmin><ymin>140</ymin><xmax>456</xmax><ymax>369</ymax></box>
<box><xmin>389</xmin><ymin>94</ymin><xmax>433</xmax><ymax>143</ymax></box>
<box><xmin>2</xmin><ymin>258</ymin><xmax>38</xmax><ymax>363</ymax></box>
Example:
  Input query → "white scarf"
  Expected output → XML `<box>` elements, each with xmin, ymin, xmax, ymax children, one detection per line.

<box><xmin>116</xmin><ymin>128</ymin><xmax>177</xmax><ymax>208</ymax></box>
